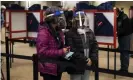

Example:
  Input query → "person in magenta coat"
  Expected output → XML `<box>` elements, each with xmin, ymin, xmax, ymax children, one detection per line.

<box><xmin>36</xmin><ymin>7</ymin><xmax>69</xmax><ymax>80</ymax></box>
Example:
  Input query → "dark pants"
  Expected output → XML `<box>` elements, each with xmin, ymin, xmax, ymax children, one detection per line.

<box><xmin>120</xmin><ymin>50</ymin><xmax>130</xmax><ymax>71</ymax></box>
<box><xmin>41</xmin><ymin>73</ymin><xmax>62</xmax><ymax>80</ymax></box>
<box><xmin>118</xmin><ymin>35</ymin><xmax>131</xmax><ymax>71</ymax></box>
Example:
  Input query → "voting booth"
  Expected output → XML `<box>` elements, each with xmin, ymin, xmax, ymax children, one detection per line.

<box><xmin>5</xmin><ymin>10</ymin><xmax>27</xmax><ymax>39</ymax></box>
<box><xmin>27</xmin><ymin>10</ymin><xmax>43</xmax><ymax>39</ymax></box>
<box><xmin>84</xmin><ymin>9</ymin><xmax>117</xmax><ymax>48</ymax></box>
<box><xmin>5</xmin><ymin>10</ymin><xmax>44</xmax><ymax>39</ymax></box>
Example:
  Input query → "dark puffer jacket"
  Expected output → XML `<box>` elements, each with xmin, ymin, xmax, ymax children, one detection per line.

<box><xmin>117</xmin><ymin>12</ymin><xmax>132</xmax><ymax>37</ymax></box>
<box><xmin>65</xmin><ymin>28</ymin><xmax>98</xmax><ymax>74</ymax></box>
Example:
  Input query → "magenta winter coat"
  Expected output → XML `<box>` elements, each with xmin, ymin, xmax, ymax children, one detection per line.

<box><xmin>36</xmin><ymin>24</ymin><xmax>65</xmax><ymax>76</ymax></box>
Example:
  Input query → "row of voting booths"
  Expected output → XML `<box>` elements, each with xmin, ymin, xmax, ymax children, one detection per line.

<box><xmin>4</xmin><ymin>9</ymin><xmax>117</xmax><ymax>48</ymax></box>
<box><xmin>5</xmin><ymin>10</ymin><xmax>44</xmax><ymax>39</ymax></box>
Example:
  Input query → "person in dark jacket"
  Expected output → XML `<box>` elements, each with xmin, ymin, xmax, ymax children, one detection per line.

<box><xmin>130</xmin><ymin>17</ymin><xmax>133</xmax><ymax>58</ymax></box>
<box><xmin>36</xmin><ymin>7</ymin><xmax>69</xmax><ymax>80</ymax></box>
<box><xmin>65</xmin><ymin>11</ymin><xmax>98</xmax><ymax>80</ymax></box>
<box><xmin>116</xmin><ymin>8</ymin><xmax>132</xmax><ymax>72</ymax></box>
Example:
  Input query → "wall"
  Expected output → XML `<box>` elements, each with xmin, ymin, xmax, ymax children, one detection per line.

<box><xmin>20</xmin><ymin>1</ymin><xmax>133</xmax><ymax>16</ymax></box>
<box><xmin>61</xmin><ymin>1</ymin><xmax>110</xmax><ymax>9</ymax></box>
<box><xmin>93</xmin><ymin>1</ymin><xmax>108</xmax><ymax>6</ymax></box>
<box><xmin>20</xmin><ymin>1</ymin><xmax>47</xmax><ymax>9</ymax></box>
<box><xmin>115</xmin><ymin>1</ymin><xmax>133</xmax><ymax>16</ymax></box>
<box><xmin>62</xmin><ymin>1</ymin><xmax>79</xmax><ymax>9</ymax></box>
<box><xmin>20</xmin><ymin>1</ymin><xmax>60</xmax><ymax>9</ymax></box>
<box><xmin>51</xmin><ymin>1</ymin><xmax>61</xmax><ymax>7</ymax></box>
<box><xmin>1</xmin><ymin>1</ymin><xmax>20</xmax><ymax>6</ymax></box>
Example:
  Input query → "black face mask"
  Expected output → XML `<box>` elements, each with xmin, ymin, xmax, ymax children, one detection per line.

<box><xmin>58</xmin><ymin>17</ymin><xmax>66</xmax><ymax>29</ymax></box>
<box><xmin>49</xmin><ymin>16</ymin><xmax>66</xmax><ymax>29</ymax></box>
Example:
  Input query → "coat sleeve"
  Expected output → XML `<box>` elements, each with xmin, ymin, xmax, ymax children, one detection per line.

<box><xmin>89</xmin><ymin>30</ymin><xmax>98</xmax><ymax>67</ymax></box>
<box><xmin>36</xmin><ymin>28</ymin><xmax>65</xmax><ymax>58</ymax></box>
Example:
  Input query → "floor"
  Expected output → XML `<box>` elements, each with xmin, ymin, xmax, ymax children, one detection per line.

<box><xmin>1</xmin><ymin>28</ymin><xmax>133</xmax><ymax>80</ymax></box>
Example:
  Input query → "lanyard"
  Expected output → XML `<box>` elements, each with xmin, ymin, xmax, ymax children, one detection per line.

<box><xmin>80</xmin><ymin>33</ymin><xmax>89</xmax><ymax>58</ymax></box>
